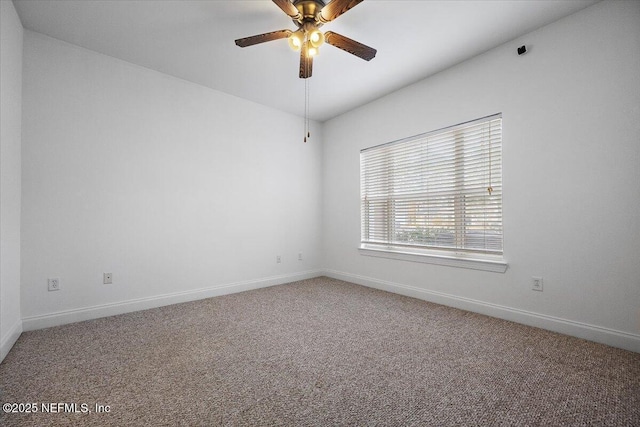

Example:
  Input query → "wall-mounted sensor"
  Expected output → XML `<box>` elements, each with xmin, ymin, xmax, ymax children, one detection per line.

<box><xmin>517</xmin><ymin>45</ymin><xmax>527</xmax><ymax>55</ymax></box>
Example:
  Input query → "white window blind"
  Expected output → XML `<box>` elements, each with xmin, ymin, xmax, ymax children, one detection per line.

<box><xmin>360</xmin><ymin>114</ymin><xmax>503</xmax><ymax>256</ymax></box>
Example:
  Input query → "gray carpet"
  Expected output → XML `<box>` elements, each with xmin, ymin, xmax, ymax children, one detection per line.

<box><xmin>1</xmin><ymin>276</ymin><xmax>638</xmax><ymax>426</ymax></box>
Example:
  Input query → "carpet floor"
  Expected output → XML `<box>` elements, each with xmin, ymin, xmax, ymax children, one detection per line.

<box><xmin>1</xmin><ymin>277</ymin><xmax>639</xmax><ymax>426</ymax></box>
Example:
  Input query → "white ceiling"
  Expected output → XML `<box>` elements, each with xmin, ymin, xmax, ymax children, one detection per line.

<box><xmin>13</xmin><ymin>0</ymin><xmax>598</xmax><ymax>122</ymax></box>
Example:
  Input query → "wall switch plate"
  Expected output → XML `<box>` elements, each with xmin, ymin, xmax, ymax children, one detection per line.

<box><xmin>48</xmin><ymin>278</ymin><xmax>60</xmax><ymax>291</ymax></box>
<box><xmin>276</xmin><ymin>256</ymin><xmax>281</xmax><ymax>264</ymax></box>
<box><xmin>532</xmin><ymin>277</ymin><xmax>543</xmax><ymax>292</ymax></box>
<box><xmin>103</xmin><ymin>273</ymin><xmax>113</xmax><ymax>284</ymax></box>
<box><xmin>298</xmin><ymin>252</ymin><xmax>303</xmax><ymax>261</ymax></box>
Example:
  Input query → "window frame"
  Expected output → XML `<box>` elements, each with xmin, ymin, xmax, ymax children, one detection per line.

<box><xmin>359</xmin><ymin>114</ymin><xmax>507</xmax><ymax>273</ymax></box>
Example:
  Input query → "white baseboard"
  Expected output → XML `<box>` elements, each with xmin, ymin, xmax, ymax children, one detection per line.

<box><xmin>1</xmin><ymin>319</ymin><xmax>23</xmax><ymax>363</ymax></box>
<box><xmin>324</xmin><ymin>269</ymin><xmax>640</xmax><ymax>354</ymax></box>
<box><xmin>22</xmin><ymin>270</ymin><xmax>322</xmax><ymax>332</ymax></box>
<box><xmin>18</xmin><ymin>268</ymin><xmax>640</xmax><ymax>354</ymax></box>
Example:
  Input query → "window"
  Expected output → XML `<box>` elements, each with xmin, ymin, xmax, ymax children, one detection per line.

<box><xmin>360</xmin><ymin>114</ymin><xmax>505</xmax><ymax>271</ymax></box>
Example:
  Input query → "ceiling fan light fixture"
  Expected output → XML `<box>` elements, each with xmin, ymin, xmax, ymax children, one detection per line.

<box><xmin>288</xmin><ymin>30</ymin><xmax>304</xmax><ymax>51</ymax></box>
<box><xmin>236</xmin><ymin>0</ymin><xmax>376</xmax><ymax>79</ymax></box>
<box><xmin>308</xmin><ymin>28</ymin><xmax>325</xmax><ymax>48</ymax></box>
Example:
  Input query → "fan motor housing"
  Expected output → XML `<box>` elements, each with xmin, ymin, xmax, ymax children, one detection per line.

<box><xmin>293</xmin><ymin>0</ymin><xmax>326</xmax><ymax>24</ymax></box>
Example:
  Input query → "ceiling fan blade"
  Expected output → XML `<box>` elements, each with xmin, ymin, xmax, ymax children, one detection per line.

<box><xmin>235</xmin><ymin>30</ymin><xmax>293</xmax><ymax>48</ymax></box>
<box><xmin>324</xmin><ymin>31</ymin><xmax>376</xmax><ymax>61</ymax></box>
<box><xmin>318</xmin><ymin>0</ymin><xmax>363</xmax><ymax>24</ymax></box>
<box><xmin>272</xmin><ymin>0</ymin><xmax>301</xmax><ymax>20</ymax></box>
<box><xmin>299</xmin><ymin>42</ymin><xmax>313</xmax><ymax>79</ymax></box>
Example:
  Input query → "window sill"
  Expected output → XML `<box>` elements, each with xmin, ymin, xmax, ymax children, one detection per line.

<box><xmin>358</xmin><ymin>245</ymin><xmax>508</xmax><ymax>273</ymax></box>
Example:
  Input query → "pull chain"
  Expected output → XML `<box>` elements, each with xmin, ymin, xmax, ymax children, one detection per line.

<box><xmin>304</xmin><ymin>76</ymin><xmax>308</xmax><ymax>142</ymax></box>
<box><xmin>304</xmin><ymin>56</ymin><xmax>310</xmax><ymax>143</ymax></box>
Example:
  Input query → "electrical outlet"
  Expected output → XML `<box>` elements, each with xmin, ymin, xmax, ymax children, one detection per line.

<box><xmin>103</xmin><ymin>273</ymin><xmax>113</xmax><ymax>284</ymax></box>
<box><xmin>532</xmin><ymin>277</ymin><xmax>543</xmax><ymax>292</ymax></box>
<box><xmin>276</xmin><ymin>255</ymin><xmax>281</xmax><ymax>264</ymax></box>
<box><xmin>48</xmin><ymin>278</ymin><xmax>60</xmax><ymax>291</ymax></box>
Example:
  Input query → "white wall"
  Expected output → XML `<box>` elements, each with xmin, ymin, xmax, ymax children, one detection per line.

<box><xmin>1</xmin><ymin>0</ymin><xmax>24</xmax><ymax>362</ymax></box>
<box><xmin>21</xmin><ymin>31</ymin><xmax>323</xmax><ymax>328</ymax></box>
<box><xmin>322</xmin><ymin>0</ymin><xmax>640</xmax><ymax>352</ymax></box>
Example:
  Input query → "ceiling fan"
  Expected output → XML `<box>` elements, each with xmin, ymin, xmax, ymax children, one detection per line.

<box><xmin>235</xmin><ymin>0</ymin><xmax>376</xmax><ymax>79</ymax></box>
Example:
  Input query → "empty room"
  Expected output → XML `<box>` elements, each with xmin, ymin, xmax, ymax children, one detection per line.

<box><xmin>1</xmin><ymin>0</ymin><xmax>639</xmax><ymax>425</ymax></box>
